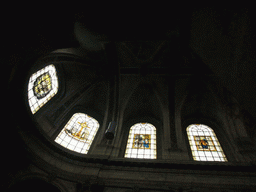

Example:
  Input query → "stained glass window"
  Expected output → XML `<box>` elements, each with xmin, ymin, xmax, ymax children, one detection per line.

<box><xmin>54</xmin><ymin>113</ymin><xmax>100</xmax><ymax>154</ymax></box>
<box><xmin>28</xmin><ymin>64</ymin><xmax>58</xmax><ymax>114</ymax></box>
<box><xmin>124</xmin><ymin>123</ymin><xmax>157</xmax><ymax>159</ymax></box>
<box><xmin>187</xmin><ymin>124</ymin><xmax>227</xmax><ymax>162</ymax></box>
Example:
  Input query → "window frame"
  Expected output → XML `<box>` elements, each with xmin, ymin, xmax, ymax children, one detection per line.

<box><xmin>26</xmin><ymin>61</ymin><xmax>65</xmax><ymax>116</ymax></box>
<box><xmin>124</xmin><ymin>122</ymin><xmax>157</xmax><ymax>159</ymax></box>
<box><xmin>119</xmin><ymin>117</ymin><xmax>162</xmax><ymax>160</ymax></box>
<box><xmin>186</xmin><ymin>124</ymin><xmax>228</xmax><ymax>162</ymax></box>
<box><xmin>54</xmin><ymin>112</ymin><xmax>101</xmax><ymax>155</ymax></box>
<box><xmin>27</xmin><ymin>64</ymin><xmax>59</xmax><ymax>114</ymax></box>
<box><xmin>183</xmin><ymin>118</ymin><xmax>233</xmax><ymax>162</ymax></box>
<box><xmin>52</xmin><ymin>106</ymin><xmax>103</xmax><ymax>156</ymax></box>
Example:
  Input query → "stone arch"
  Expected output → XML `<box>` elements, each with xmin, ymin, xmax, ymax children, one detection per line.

<box><xmin>122</xmin><ymin>82</ymin><xmax>163</xmax><ymax>122</ymax></box>
<box><xmin>7</xmin><ymin>172</ymin><xmax>68</xmax><ymax>192</ymax></box>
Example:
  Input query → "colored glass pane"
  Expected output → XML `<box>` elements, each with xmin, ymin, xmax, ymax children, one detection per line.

<box><xmin>28</xmin><ymin>64</ymin><xmax>58</xmax><ymax>114</ymax></box>
<box><xmin>54</xmin><ymin>113</ymin><xmax>100</xmax><ymax>154</ymax></box>
<box><xmin>33</xmin><ymin>72</ymin><xmax>52</xmax><ymax>99</ymax></box>
<box><xmin>124</xmin><ymin>123</ymin><xmax>157</xmax><ymax>159</ymax></box>
<box><xmin>187</xmin><ymin>124</ymin><xmax>227</xmax><ymax>162</ymax></box>
<box><xmin>132</xmin><ymin>134</ymin><xmax>151</xmax><ymax>149</ymax></box>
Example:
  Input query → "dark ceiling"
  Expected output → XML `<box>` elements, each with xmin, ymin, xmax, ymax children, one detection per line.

<box><xmin>6</xmin><ymin>8</ymin><xmax>256</xmax><ymax>125</ymax></box>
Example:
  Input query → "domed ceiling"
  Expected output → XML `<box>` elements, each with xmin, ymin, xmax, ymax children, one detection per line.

<box><xmin>8</xmin><ymin>9</ymin><xmax>256</xmax><ymax>158</ymax></box>
<box><xmin>6</xmin><ymin>9</ymin><xmax>256</xmax><ymax>191</ymax></box>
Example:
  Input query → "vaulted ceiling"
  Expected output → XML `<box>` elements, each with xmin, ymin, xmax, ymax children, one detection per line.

<box><xmin>5</xmin><ymin>9</ymin><xmax>256</xmax><ymax>190</ymax></box>
<box><xmin>7</xmin><ymin>8</ymin><xmax>256</xmax><ymax>126</ymax></box>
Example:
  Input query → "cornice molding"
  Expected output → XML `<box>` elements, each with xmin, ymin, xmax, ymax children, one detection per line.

<box><xmin>18</xmin><ymin>126</ymin><xmax>256</xmax><ymax>189</ymax></box>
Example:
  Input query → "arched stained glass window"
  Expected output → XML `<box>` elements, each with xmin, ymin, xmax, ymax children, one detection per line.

<box><xmin>28</xmin><ymin>64</ymin><xmax>58</xmax><ymax>114</ymax></box>
<box><xmin>187</xmin><ymin>124</ymin><xmax>227</xmax><ymax>162</ymax></box>
<box><xmin>54</xmin><ymin>113</ymin><xmax>100</xmax><ymax>154</ymax></box>
<box><xmin>124</xmin><ymin>123</ymin><xmax>157</xmax><ymax>159</ymax></box>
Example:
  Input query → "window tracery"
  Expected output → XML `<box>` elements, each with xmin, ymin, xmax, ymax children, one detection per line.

<box><xmin>54</xmin><ymin>113</ymin><xmax>100</xmax><ymax>154</ymax></box>
<box><xmin>124</xmin><ymin>123</ymin><xmax>157</xmax><ymax>159</ymax></box>
<box><xmin>186</xmin><ymin>124</ymin><xmax>227</xmax><ymax>161</ymax></box>
<box><xmin>28</xmin><ymin>64</ymin><xmax>58</xmax><ymax>114</ymax></box>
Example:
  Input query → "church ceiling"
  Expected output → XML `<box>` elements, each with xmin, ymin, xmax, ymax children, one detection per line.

<box><xmin>5</xmin><ymin>12</ymin><xmax>256</xmax><ymax>191</ymax></box>
<box><xmin>7</xmin><ymin>8</ymin><xmax>256</xmax><ymax>153</ymax></box>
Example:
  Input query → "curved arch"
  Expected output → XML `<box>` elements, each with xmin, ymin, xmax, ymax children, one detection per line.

<box><xmin>8</xmin><ymin>178</ymin><xmax>61</xmax><ymax>192</ymax></box>
<box><xmin>7</xmin><ymin>172</ymin><xmax>68</xmax><ymax>192</ymax></box>
<box><xmin>54</xmin><ymin>113</ymin><xmax>100</xmax><ymax>154</ymax></box>
<box><xmin>118</xmin><ymin>80</ymin><xmax>142</xmax><ymax>122</ymax></box>
<box><xmin>124</xmin><ymin>122</ymin><xmax>157</xmax><ymax>159</ymax></box>
<box><xmin>186</xmin><ymin>124</ymin><xmax>227</xmax><ymax>162</ymax></box>
<box><xmin>28</xmin><ymin>64</ymin><xmax>58</xmax><ymax>114</ymax></box>
<box><xmin>122</xmin><ymin>82</ymin><xmax>163</xmax><ymax>122</ymax></box>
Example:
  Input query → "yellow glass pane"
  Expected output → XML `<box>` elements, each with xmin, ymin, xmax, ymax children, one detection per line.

<box><xmin>187</xmin><ymin>124</ymin><xmax>227</xmax><ymax>162</ymax></box>
<box><xmin>55</xmin><ymin>113</ymin><xmax>100</xmax><ymax>154</ymax></box>
<box><xmin>28</xmin><ymin>64</ymin><xmax>58</xmax><ymax>114</ymax></box>
<box><xmin>124</xmin><ymin>123</ymin><xmax>157</xmax><ymax>159</ymax></box>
